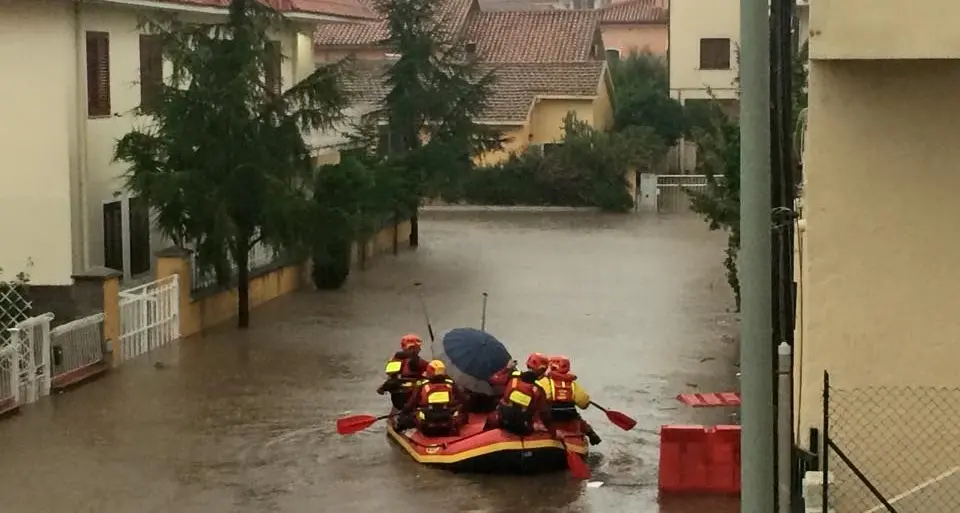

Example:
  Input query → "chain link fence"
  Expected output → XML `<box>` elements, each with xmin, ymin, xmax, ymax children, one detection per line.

<box><xmin>824</xmin><ymin>372</ymin><xmax>960</xmax><ymax>513</ymax></box>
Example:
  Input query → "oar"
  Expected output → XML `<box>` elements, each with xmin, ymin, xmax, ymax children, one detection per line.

<box><xmin>413</xmin><ymin>282</ymin><xmax>436</xmax><ymax>342</ymax></box>
<box><xmin>589</xmin><ymin>401</ymin><xmax>637</xmax><ymax>431</ymax></box>
<box><xmin>336</xmin><ymin>413</ymin><xmax>392</xmax><ymax>435</ymax></box>
<box><xmin>558</xmin><ymin>436</ymin><xmax>591</xmax><ymax>480</ymax></box>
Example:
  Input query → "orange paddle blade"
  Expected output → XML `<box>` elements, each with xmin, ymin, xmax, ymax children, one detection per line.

<box><xmin>336</xmin><ymin>414</ymin><xmax>386</xmax><ymax>435</ymax></box>
<box><xmin>604</xmin><ymin>409</ymin><xmax>637</xmax><ymax>431</ymax></box>
<box><xmin>559</xmin><ymin>438</ymin><xmax>591</xmax><ymax>480</ymax></box>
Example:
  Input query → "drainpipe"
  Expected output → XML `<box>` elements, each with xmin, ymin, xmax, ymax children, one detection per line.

<box><xmin>74</xmin><ymin>0</ymin><xmax>91</xmax><ymax>270</ymax></box>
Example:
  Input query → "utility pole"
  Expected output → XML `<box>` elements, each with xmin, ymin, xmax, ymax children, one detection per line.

<box><xmin>740</xmin><ymin>0</ymin><xmax>775</xmax><ymax>510</ymax></box>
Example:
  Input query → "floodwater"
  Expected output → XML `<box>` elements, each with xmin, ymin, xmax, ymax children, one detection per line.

<box><xmin>0</xmin><ymin>210</ymin><xmax>740</xmax><ymax>513</ymax></box>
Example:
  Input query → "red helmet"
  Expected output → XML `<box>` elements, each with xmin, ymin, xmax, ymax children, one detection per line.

<box><xmin>400</xmin><ymin>334</ymin><xmax>423</xmax><ymax>351</ymax></box>
<box><xmin>549</xmin><ymin>355</ymin><xmax>570</xmax><ymax>374</ymax></box>
<box><xmin>525</xmin><ymin>352</ymin><xmax>549</xmax><ymax>373</ymax></box>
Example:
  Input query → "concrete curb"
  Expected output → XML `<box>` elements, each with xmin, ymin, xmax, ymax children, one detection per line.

<box><xmin>420</xmin><ymin>205</ymin><xmax>602</xmax><ymax>213</ymax></box>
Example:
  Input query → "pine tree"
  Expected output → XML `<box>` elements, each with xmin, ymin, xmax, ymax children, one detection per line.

<box><xmin>373</xmin><ymin>0</ymin><xmax>502</xmax><ymax>245</ymax></box>
<box><xmin>115</xmin><ymin>0</ymin><xmax>350</xmax><ymax>327</ymax></box>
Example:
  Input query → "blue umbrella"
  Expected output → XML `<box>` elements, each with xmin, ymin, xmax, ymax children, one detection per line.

<box><xmin>433</xmin><ymin>327</ymin><xmax>512</xmax><ymax>395</ymax></box>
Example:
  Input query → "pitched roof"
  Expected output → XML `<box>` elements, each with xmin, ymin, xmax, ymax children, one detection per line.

<box><xmin>314</xmin><ymin>0</ymin><xmax>475</xmax><ymax>47</ymax></box>
<box><xmin>463</xmin><ymin>10</ymin><xmax>600</xmax><ymax>62</ymax></box>
<box><xmin>154</xmin><ymin>0</ymin><xmax>376</xmax><ymax>19</ymax></box>
<box><xmin>598</xmin><ymin>0</ymin><xmax>667</xmax><ymax>24</ymax></box>
<box><xmin>341</xmin><ymin>60</ymin><xmax>605</xmax><ymax>123</ymax></box>
<box><xmin>476</xmin><ymin>0</ymin><xmax>557</xmax><ymax>11</ymax></box>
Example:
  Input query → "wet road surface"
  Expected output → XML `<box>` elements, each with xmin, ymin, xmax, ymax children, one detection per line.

<box><xmin>0</xmin><ymin>211</ymin><xmax>740</xmax><ymax>513</ymax></box>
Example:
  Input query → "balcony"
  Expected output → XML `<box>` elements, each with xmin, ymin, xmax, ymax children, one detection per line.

<box><xmin>809</xmin><ymin>0</ymin><xmax>960</xmax><ymax>59</ymax></box>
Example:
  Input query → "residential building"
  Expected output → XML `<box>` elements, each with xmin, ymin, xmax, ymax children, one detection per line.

<box><xmin>795</xmin><ymin>0</ymin><xmax>960</xmax><ymax>506</ymax></box>
<box><xmin>0</xmin><ymin>0</ymin><xmax>371</xmax><ymax>288</ymax></box>
<box><xmin>598</xmin><ymin>0</ymin><xmax>668</xmax><ymax>59</ymax></box>
<box><xmin>316</xmin><ymin>5</ymin><xmax>614</xmax><ymax>164</ymax></box>
<box><xmin>667</xmin><ymin>0</ymin><xmax>739</xmax><ymax>105</ymax></box>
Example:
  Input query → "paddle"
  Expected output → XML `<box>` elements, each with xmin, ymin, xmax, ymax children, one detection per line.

<box><xmin>413</xmin><ymin>282</ymin><xmax>436</xmax><ymax>342</ymax></box>
<box><xmin>558</xmin><ymin>436</ymin><xmax>591</xmax><ymax>480</ymax></box>
<box><xmin>589</xmin><ymin>401</ymin><xmax>637</xmax><ymax>431</ymax></box>
<box><xmin>336</xmin><ymin>414</ymin><xmax>392</xmax><ymax>435</ymax></box>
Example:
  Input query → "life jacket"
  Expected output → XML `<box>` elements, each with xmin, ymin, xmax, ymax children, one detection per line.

<box><xmin>384</xmin><ymin>351</ymin><xmax>422</xmax><ymax>390</ymax></box>
<box><xmin>416</xmin><ymin>377</ymin><xmax>459</xmax><ymax>424</ymax></box>
<box><xmin>501</xmin><ymin>375</ymin><xmax>541</xmax><ymax>413</ymax></box>
<box><xmin>545</xmin><ymin>373</ymin><xmax>579</xmax><ymax>404</ymax></box>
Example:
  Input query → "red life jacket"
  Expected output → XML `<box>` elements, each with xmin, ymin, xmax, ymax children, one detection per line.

<box><xmin>548</xmin><ymin>375</ymin><xmax>576</xmax><ymax>403</ymax></box>
<box><xmin>384</xmin><ymin>351</ymin><xmax>423</xmax><ymax>390</ymax></box>
<box><xmin>417</xmin><ymin>378</ymin><xmax>456</xmax><ymax>408</ymax></box>
<box><xmin>502</xmin><ymin>375</ymin><xmax>541</xmax><ymax>412</ymax></box>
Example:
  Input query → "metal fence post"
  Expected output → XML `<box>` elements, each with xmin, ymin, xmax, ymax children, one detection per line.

<box><xmin>777</xmin><ymin>342</ymin><xmax>793</xmax><ymax>513</ymax></box>
<box><xmin>822</xmin><ymin>370</ymin><xmax>830</xmax><ymax>511</ymax></box>
<box><xmin>4</xmin><ymin>328</ymin><xmax>18</xmax><ymax>406</ymax></box>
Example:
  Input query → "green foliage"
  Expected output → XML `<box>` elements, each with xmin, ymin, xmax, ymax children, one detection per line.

<box><xmin>114</xmin><ymin>0</ymin><xmax>350</xmax><ymax>327</ymax></box>
<box><xmin>609</xmin><ymin>51</ymin><xmax>685</xmax><ymax>145</ymax></box>
<box><xmin>686</xmin><ymin>103</ymin><xmax>742</xmax><ymax>309</ymax></box>
<box><xmin>456</xmin><ymin>113</ymin><xmax>663</xmax><ymax>211</ymax></box>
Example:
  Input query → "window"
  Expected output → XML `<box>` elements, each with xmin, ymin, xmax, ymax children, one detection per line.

<box><xmin>605</xmin><ymin>48</ymin><xmax>621</xmax><ymax>61</ymax></box>
<box><xmin>542</xmin><ymin>142</ymin><xmax>563</xmax><ymax>157</ymax></box>
<box><xmin>139</xmin><ymin>34</ymin><xmax>163</xmax><ymax>113</ymax></box>
<box><xmin>699</xmin><ymin>38</ymin><xmax>731</xmax><ymax>70</ymax></box>
<box><xmin>265</xmin><ymin>41</ymin><xmax>282</xmax><ymax>94</ymax></box>
<box><xmin>86</xmin><ymin>31</ymin><xmax>111</xmax><ymax>117</ymax></box>
<box><xmin>129</xmin><ymin>197</ymin><xmax>151</xmax><ymax>276</ymax></box>
<box><xmin>103</xmin><ymin>201</ymin><xmax>123</xmax><ymax>273</ymax></box>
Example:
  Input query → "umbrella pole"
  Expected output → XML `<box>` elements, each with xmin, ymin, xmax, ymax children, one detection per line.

<box><xmin>481</xmin><ymin>292</ymin><xmax>488</xmax><ymax>331</ymax></box>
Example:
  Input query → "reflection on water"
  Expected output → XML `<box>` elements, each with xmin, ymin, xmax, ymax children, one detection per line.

<box><xmin>0</xmin><ymin>212</ymin><xmax>739</xmax><ymax>513</ymax></box>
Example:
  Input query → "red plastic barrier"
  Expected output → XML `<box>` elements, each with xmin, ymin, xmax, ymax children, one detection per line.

<box><xmin>658</xmin><ymin>424</ymin><xmax>741</xmax><ymax>494</ymax></box>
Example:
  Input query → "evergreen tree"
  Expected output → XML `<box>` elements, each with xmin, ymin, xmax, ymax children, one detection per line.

<box><xmin>114</xmin><ymin>0</ymin><xmax>351</xmax><ymax>327</ymax></box>
<box><xmin>373</xmin><ymin>0</ymin><xmax>502</xmax><ymax>245</ymax></box>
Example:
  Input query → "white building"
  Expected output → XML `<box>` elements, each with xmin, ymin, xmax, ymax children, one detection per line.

<box><xmin>0</xmin><ymin>0</ymin><xmax>370</xmax><ymax>286</ymax></box>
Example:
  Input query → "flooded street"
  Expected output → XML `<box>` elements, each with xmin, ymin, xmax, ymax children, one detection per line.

<box><xmin>0</xmin><ymin>211</ymin><xmax>740</xmax><ymax>513</ymax></box>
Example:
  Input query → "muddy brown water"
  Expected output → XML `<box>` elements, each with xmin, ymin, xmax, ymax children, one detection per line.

<box><xmin>0</xmin><ymin>211</ymin><xmax>740</xmax><ymax>513</ymax></box>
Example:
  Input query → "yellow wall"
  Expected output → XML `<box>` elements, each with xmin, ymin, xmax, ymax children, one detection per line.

<box><xmin>157</xmin><ymin>220</ymin><xmax>411</xmax><ymax>337</ymax></box>
<box><xmin>476</xmin><ymin>125</ymin><xmax>529</xmax><ymax>165</ymax></box>
<box><xmin>796</xmin><ymin>59</ymin><xmax>960</xmax><ymax>438</ymax></box>
<box><xmin>0</xmin><ymin>0</ymin><xmax>77</xmax><ymax>285</ymax></box>
<box><xmin>809</xmin><ymin>0</ymin><xmax>960</xmax><ymax>60</ymax></box>
<box><xmin>592</xmin><ymin>75</ymin><xmax>615</xmax><ymax>132</ymax></box>
<box><xmin>601</xmin><ymin>24</ymin><xmax>668</xmax><ymax>58</ymax></box>
<box><xmin>529</xmin><ymin>99</ymin><xmax>596</xmax><ymax>143</ymax></box>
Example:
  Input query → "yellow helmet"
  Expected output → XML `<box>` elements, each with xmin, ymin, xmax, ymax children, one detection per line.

<box><xmin>425</xmin><ymin>359</ymin><xmax>446</xmax><ymax>377</ymax></box>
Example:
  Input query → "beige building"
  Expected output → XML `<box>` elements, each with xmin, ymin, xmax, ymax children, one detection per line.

<box><xmin>0</xmin><ymin>0</ymin><xmax>370</xmax><ymax>286</ymax></box>
<box><xmin>796</xmin><ymin>0</ymin><xmax>960</xmax><ymax>506</ymax></box>
<box><xmin>598</xmin><ymin>0</ymin><xmax>668</xmax><ymax>59</ymax></box>
<box><xmin>667</xmin><ymin>0</ymin><xmax>738</xmax><ymax>104</ymax></box>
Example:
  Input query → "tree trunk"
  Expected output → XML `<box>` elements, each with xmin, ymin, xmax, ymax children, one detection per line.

<box><xmin>410</xmin><ymin>209</ymin><xmax>419</xmax><ymax>247</ymax></box>
<box><xmin>236</xmin><ymin>240</ymin><xmax>250</xmax><ymax>329</ymax></box>
<box><xmin>392</xmin><ymin>210</ymin><xmax>399</xmax><ymax>255</ymax></box>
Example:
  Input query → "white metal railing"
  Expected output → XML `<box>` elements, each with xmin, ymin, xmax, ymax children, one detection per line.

<box><xmin>50</xmin><ymin>312</ymin><xmax>105</xmax><ymax>379</ymax></box>
<box><xmin>190</xmin><ymin>238</ymin><xmax>280</xmax><ymax>292</ymax></box>
<box><xmin>118</xmin><ymin>274</ymin><xmax>180</xmax><ymax>362</ymax></box>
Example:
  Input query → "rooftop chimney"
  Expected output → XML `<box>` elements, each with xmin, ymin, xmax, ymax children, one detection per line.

<box><xmin>465</xmin><ymin>41</ymin><xmax>477</xmax><ymax>63</ymax></box>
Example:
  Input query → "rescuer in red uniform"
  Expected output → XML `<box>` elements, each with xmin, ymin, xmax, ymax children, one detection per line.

<box><xmin>483</xmin><ymin>353</ymin><xmax>555</xmax><ymax>437</ymax></box>
<box><xmin>541</xmin><ymin>355</ymin><xmax>602</xmax><ymax>445</ymax></box>
<box><xmin>377</xmin><ymin>334</ymin><xmax>430</xmax><ymax>409</ymax></box>
<box><xmin>396</xmin><ymin>360</ymin><xmax>466</xmax><ymax>437</ymax></box>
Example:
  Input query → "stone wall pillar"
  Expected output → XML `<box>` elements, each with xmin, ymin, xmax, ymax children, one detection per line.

<box><xmin>155</xmin><ymin>246</ymin><xmax>194</xmax><ymax>338</ymax></box>
<box><xmin>71</xmin><ymin>267</ymin><xmax>121</xmax><ymax>365</ymax></box>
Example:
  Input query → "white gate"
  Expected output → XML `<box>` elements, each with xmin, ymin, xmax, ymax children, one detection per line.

<box><xmin>0</xmin><ymin>313</ymin><xmax>54</xmax><ymax>408</ymax></box>
<box><xmin>656</xmin><ymin>174</ymin><xmax>709</xmax><ymax>213</ymax></box>
<box><xmin>118</xmin><ymin>274</ymin><xmax>180</xmax><ymax>362</ymax></box>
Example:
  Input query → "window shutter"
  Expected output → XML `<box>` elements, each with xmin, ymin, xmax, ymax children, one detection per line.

<box><xmin>139</xmin><ymin>34</ymin><xmax>163</xmax><ymax>113</ymax></box>
<box><xmin>86</xmin><ymin>31</ymin><xmax>111</xmax><ymax>117</ymax></box>
<box><xmin>265</xmin><ymin>41</ymin><xmax>282</xmax><ymax>94</ymax></box>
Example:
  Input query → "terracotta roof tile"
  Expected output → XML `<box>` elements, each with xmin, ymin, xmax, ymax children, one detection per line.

<box><xmin>155</xmin><ymin>0</ymin><xmax>376</xmax><ymax>19</ymax></box>
<box><xmin>463</xmin><ymin>10</ymin><xmax>600</xmax><ymax>63</ymax></box>
<box><xmin>341</xmin><ymin>60</ymin><xmax>605</xmax><ymax>123</ymax></box>
<box><xmin>598</xmin><ymin>0</ymin><xmax>667</xmax><ymax>24</ymax></box>
<box><xmin>314</xmin><ymin>0</ymin><xmax>475</xmax><ymax>47</ymax></box>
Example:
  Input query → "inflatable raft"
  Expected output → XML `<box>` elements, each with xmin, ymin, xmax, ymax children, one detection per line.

<box><xmin>386</xmin><ymin>412</ymin><xmax>588</xmax><ymax>474</ymax></box>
